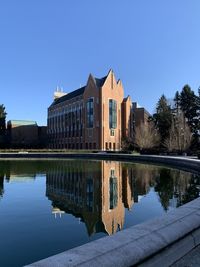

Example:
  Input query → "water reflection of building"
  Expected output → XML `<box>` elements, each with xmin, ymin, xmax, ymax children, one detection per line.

<box><xmin>47</xmin><ymin>162</ymin><xmax>179</xmax><ymax>236</ymax></box>
<box><xmin>5</xmin><ymin>174</ymin><xmax>36</xmax><ymax>183</ymax></box>
<box><xmin>0</xmin><ymin>160</ymin><xmax>38</xmax><ymax>183</ymax></box>
<box><xmin>122</xmin><ymin>168</ymin><xmax>134</xmax><ymax>210</ymax></box>
<box><xmin>46</xmin><ymin>162</ymin><xmax>173</xmax><ymax>236</ymax></box>
<box><xmin>46</xmin><ymin>161</ymin><xmax>136</xmax><ymax>236</ymax></box>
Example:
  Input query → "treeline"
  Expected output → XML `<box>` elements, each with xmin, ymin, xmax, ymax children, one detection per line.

<box><xmin>0</xmin><ymin>104</ymin><xmax>7</xmax><ymax>148</ymax></box>
<box><xmin>135</xmin><ymin>85</ymin><xmax>200</xmax><ymax>154</ymax></box>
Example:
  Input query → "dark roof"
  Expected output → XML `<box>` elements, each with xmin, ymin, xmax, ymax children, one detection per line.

<box><xmin>94</xmin><ymin>76</ymin><xmax>107</xmax><ymax>88</ymax></box>
<box><xmin>51</xmin><ymin>86</ymin><xmax>86</xmax><ymax>106</ymax></box>
<box><xmin>50</xmin><ymin>74</ymin><xmax>108</xmax><ymax>107</ymax></box>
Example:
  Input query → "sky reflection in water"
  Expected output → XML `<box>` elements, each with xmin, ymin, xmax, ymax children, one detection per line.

<box><xmin>0</xmin><ymin>159</ymin><xmax>199</xmax><ymax>267</ymax></box>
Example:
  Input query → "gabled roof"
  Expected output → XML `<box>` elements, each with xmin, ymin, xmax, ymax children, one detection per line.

<box><xmin>94</xmin><ymin>76</ymin><xmax>107</xmax><ymax>88</ymax></box>
<box><xmin>123</xmin><ymin>95</ymin><xmax>131</xmax><ymax>102</ymax></box>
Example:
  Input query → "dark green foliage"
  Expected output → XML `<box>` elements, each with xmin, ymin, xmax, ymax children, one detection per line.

<box><xmin>0</xmin><ymin>104</ymin><xmax>7</xmax><ymax>148</ymax></box>
<box><xmin>0</xmin><ymin>176</ymin><xmax>4</xmax><ymax>197</ymax></box>
<box><xmin>151</xmin><ymin>95</ymin><xmax>172</xmax><ymax>148</ymax></box>
<box><xmin>173</xmin><ymin>91</ymin><xmax>181</xmax><ymax>113</ymax></box>
<box><xmin>180</xmin><ymin>85</ymin><xmax>199</xmax><ymax>135</ymax></box>
<box><xmin>179</xmin><ymin>85</ymin><xmax>200</xmax><ymax>150</ymax></box>
<box><xmin>0</xmin><ymin>104</ymin><xmax>6</xmax><ymax>134</ymax></box>
<box><xmin>154</xmin><ymin>169</ymin><xmax>174</xmax><ymax>211</ymax></box>
<box><xmin>151</xmin><ymin>85</ymin><xmax>200</xmax><ymax>153</ymax></box>
<box><xmin>181</xmin><ymin>175</ymin><xmax>200</xmax><ymax>205</ymax></box>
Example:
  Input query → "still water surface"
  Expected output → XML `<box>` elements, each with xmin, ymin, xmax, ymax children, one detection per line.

<box><xmin>0</xmin><ymin>159</ymin><xmax>199</xmax><ymax>267</ymax></box>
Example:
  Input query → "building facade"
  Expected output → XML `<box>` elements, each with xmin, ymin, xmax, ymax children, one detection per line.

<box><xmin>47</xmin><ymin>70</ymin><xmax>131</xmax><ymax>150</ymax></box>
<box><xmin>7</xmin><ymin>120</ymin><xmax>38</xmax><ymax>147</ymax></box>
<box><xmin>7</xmin><ymin>120</ymin><xmax>47</xmax><ymax>148</ymax></box>
<box><xmin>132</xmin><ymin>102</ymin><xmax>151</xmax><ymax>128</ymax></box>
<box><xmin>46</xmin><ymin>160</ymin><xmax>133</xmax><ymax>236</ymax></box>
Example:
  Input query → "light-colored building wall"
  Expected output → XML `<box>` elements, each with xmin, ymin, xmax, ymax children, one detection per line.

<box><xmin>46</xmin><ymin>160</ymin><xmax>131</xmax><ymax>236</ymax></box>
<box><xmin>83</xmin><ymin>74</ymin><xmax>101</xmax><ymax>149</ymax></box>
<box><xmin>100</xmin><ymin>71</ymin><xmax>124</xmax><ymax>150</ymax></box>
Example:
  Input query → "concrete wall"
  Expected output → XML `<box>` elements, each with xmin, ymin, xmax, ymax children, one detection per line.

<box><xmin>25</xmin><ymin>197</ymin><xmax>200</xmax><ymax>267</ymax></box>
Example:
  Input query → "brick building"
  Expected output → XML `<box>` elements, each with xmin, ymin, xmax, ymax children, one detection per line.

<box><xmin>7</xmin><ymin>120</ymin><xmax>47</xmax><ymax>148</ymax></box>
<box><xmin>46</xmin><ymin>160</ymin><xmax>133</xmax><ymax>235</ymax></box>
<box><xmin>132</xmin><ymin>102</ymin><xmax>151</xmax><ymax>128</ymax></box>
<box><xmin>47</xmin><ymin>70</ymin><xmax>132</xmax><ymax>150</ymax></box>
<box><xmin>7</xmin><ymin>120</ymin><xmax>38</xmax><ymax>147</ymax></box>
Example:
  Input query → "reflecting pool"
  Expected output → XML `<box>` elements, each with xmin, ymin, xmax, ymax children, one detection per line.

<box><xmin>0</xmin><ymin>159</ymin><xmax>199</xmax><ymax>267</ymax></box>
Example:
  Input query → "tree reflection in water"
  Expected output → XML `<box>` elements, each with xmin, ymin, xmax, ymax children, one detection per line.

<box><xmin>45</xmin><ymin>161</ymin><xmax>200</xmax><ymax>235</ymax></box>
<box><xmin>0</xmin><ymin>160</ymin><xmax>199</xmax><ymax>234</ymax></box>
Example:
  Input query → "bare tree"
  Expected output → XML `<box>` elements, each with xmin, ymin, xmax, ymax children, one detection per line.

<box><xmin>177</xmin><ymin>113</ymin><xmax>192</xmax><ymax>151</ymax></box>
<box><xmin>163</xmin><ymin>119</ymin><xmax>177</xmax><ymax>151</ymax></box>
<box><xmin>135</xmin><ymin>123</ymin><xmax>160</xmax><ymax>150</ymax></box>
<box><xmin>164</xmin><ymin>112</ymin><xmax>192</xmax><ymax>152</ymax></box>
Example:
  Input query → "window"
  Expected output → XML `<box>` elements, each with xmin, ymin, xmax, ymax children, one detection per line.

<box><xmin>109</xmin><ymin>176</ymin><xmax>118</xmax><ymax>209</ymax></box>
<box><xmin>80</xmin><ymin>124</ymin><xmax>83</xmax><ymax>137</ymax></box>
<box><xmin>110</xmin><ymin>129</ymin><xmax>115</xmax><ymax>136</ymax></box>
<box><xmin>111</xmin><ymin>169</ymin><xmax>115</xmax><ymax>177</ymax></box>
<box><xmin>105</xmin><ymin>142</ymin><xmax>108</xmax><ymax>150</ymax></box>
<box><xmin>86</xmin><ymin>98</ymin><xmax>94</xmax><ymax>128</ymax></box>
<box><xmin>109</xmin><ymin>99</ymin><xmax>117</xmax><ymax>129</ymax></box>
<box><xmin>113</xmin><ymin>143</ymin><xmax>116</xmax><ymax>150</ymax></box>
<box><xmin>86</xmin><ymin>178</ymin><xmax>93</xmax><ymax>212</ymax></box>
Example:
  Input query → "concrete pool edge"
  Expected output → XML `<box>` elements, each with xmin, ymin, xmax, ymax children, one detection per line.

<box><xmin>24</xmin><ymin>197</ymin><xmax>200</xmax><ymax>267</ymax></box>
<box><xmin>1</xmin><ymin>153</ymin><xmax>199</xmax><ymax>266</ymax></box>
<box><xmin>0</xmin><ymin>152</ymin><xmax>199</xmax><ymax>173</ymax></box>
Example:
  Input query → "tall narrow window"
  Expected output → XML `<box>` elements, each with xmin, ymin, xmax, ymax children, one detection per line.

<box><xmin>86</xmin><ymin>98</ymin><xmax>94</xmax><ymax>128</ymax></box>
<box><xmin>86</xmin><ymin>178</ymin><xmax>93</xmax><ymax>212</ymax></box>
<box><xmin>109</xmin><ymin>99</ymin><xmax>117</xmax><ymax>129</ymax></box>
<box><xmin>109</xmin><ymin>172</ymin><xmax>118</xmax><ymax>210</ymax></box>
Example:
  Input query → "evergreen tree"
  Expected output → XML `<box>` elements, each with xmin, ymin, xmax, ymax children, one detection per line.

<box><xmin>0</xmin><ymin>104</ymin><xmax>7</xmax><ymax>148</ymax></box>
<box><xmin>179</xmin><ymin>85</ymin><xmax>199</xmax><ymax>135</ymax></box>
<box><xmin>155</xmin><ymin>168</ymin><xmax>174</xmax><ymax>211</ymax></box>
<box><xmin>152</xmin><ymin>95</ymin><xmax>172</xmax><ymax>148</ymax></box>
<box><xmin>173</xmin><ymin>91</ymin><xmax>181</xmax><ymax>114</ymax></box>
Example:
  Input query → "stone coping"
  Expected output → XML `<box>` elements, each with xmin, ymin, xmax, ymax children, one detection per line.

<box><xmin>0</xmin><ymin>153</ymin><xmax>199</xmax><ymax>266</ymax></box>
<box><xmin>25</xmin><ymin>197</ymin><xmax>200</xmax><ymax>267</ymax></box>
<box><xmin>0</xmin><ymin>152</ymin><xmax>199</xmax><ymax>172</ymax></box>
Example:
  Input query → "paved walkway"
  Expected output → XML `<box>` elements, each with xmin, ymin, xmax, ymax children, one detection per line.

<box><xmin>171</xmin><ymin>245</ymin><xmax>200</xmax><ymax>267</ymax></box>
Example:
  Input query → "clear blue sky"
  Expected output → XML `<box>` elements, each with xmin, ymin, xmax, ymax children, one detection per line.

<box><xmin>1</xmin><ymin>0</ymin><xmax>200</xmax><ymax>125</ymax></box>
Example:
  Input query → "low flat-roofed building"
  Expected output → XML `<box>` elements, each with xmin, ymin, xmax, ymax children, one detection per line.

<box><xmin>7</xmin><ymin>120</ymin><xmax>38</xmax><ymax>148</ymax></box>
<box><xmin>7</xmin><ymin>120</ymin><xmax>47</xmax><ymax>148</ymax></box>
